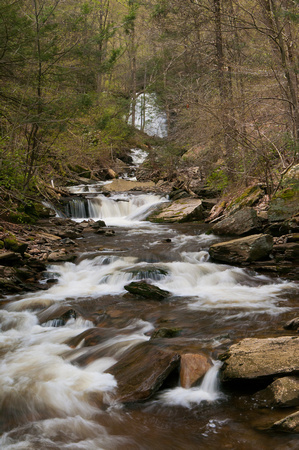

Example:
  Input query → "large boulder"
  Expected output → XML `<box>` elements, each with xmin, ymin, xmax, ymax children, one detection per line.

<box><xmin>209</xmin><ymin>234</ymin><xmax>273</xmax><ymax>264</ymax></box>
<box><xmin>268</xmin><ymin>188</ymin><xmax>299</xmax><ymax>222</ymax></box>
<box><xmin>226</xmin><ymin>185</ymin><xmax>265</xmax><ymax>213</ymax></box>
<box><xmin>220</xmin><ymin>337</ymin><xmax>299</xmax><ymax>383</ymax></box>
<box><xmin>149</xmin><ymin>198</ymin><xmax>204</xmax><ymax>223</ymax></box>
<box><xmin>105</xmin><ymin>342</ymin><xmax>180</xmax><ymax>403</ymax></box>
<box><xmin>212</xmin><ymin>207</ymin><xmax>261</xmax><ymax>236</ymax></box>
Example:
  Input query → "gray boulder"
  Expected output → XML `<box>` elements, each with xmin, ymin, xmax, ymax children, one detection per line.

<box><xmin>209</xmin><ymin>234</ymin><xmax>273</xmax><ymax>264</ymax></box>
<box><xmin>212</xmin><ymin>207</ymin><xmax>261</xmax><ymax>236</ymax></box>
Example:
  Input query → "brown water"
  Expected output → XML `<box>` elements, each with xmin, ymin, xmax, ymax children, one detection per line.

<box><xmin>1</xmin><ymin>201</ymin><xmax>298</xmax><ymax>449</ymax></box>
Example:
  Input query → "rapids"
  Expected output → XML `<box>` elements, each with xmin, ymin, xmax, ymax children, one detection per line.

<box><xmin>1</xmin><ymin>189</ymin><xmax>298</xmax><ymax>449</ymax></box>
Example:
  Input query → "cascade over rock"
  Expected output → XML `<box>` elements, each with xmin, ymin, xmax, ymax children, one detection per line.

<box><xmin>105</xmin><ymin>342</ymin><xmax>180</xmax><ymax>403</ymax></box>
<box><xmin>180</xmin><ymin>353</ymin><xmax>212</xmax><ymax>388</ymax></box>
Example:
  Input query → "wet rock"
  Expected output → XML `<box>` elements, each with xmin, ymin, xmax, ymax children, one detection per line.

<box><xmin>91</xmin><ymin>220</ymin><xmax>106</xmax><ymax>229</ymax></box>
<box><xmin>270</xmin><ymin>410</ymin><xmax>299</xmax><ymax>433</ymax></box>
<box><xmin>105</xmin><ymin>230</ymin><xmax>115</xmax><ymax>236</ymax></box>
<box><xmin>253</xmin><ymin>376</ymin><xmax>299</xmax><ymax>408</ymax></box>
<box><xmin>284</xmin><ymin>317</ymin><xmax>299</xmax><ymax>331</ymax></box>
<box><xmin>149</xmin><ymin>198</ymin><xmax>204</xmax><ymax>223</ymax></box>
<box><xmin>37</xmin><ymin>305</ymin><xmax>78</xmax><ymax>326</ymax></box>
<box><xmin>209</xmin><ymin>234</ymin><xmax>273</xmax><ymax>264</ymax></box>
<box><xmin>180</xmin><ymin>353</ymin><xmax>212</xmax><ymax>388</ymax></box>
<box><xmin>212</xmin><ymin>207</ymin><xmax>261</xmax><ymax>236</ymax></box>
<box><xmin>105</xmin><ymin>342</ymin><xmax>180</xmax><ymax>403</ymax></box>
<box><xmin>151</xmin><ymin>327</ymin><xmax>181</xmax><ymax>339</ymax></box>
<box><xmin>220</xmin><ymin>337</ymin><xmax>299</xmax><ymax>384</ymax></box>
<box><xmin>124</xmin><ymin>281</ymin><xmax>170</xmax><ymax>300</ymax></box>
<box><xmin>65</xmin><ymin>328</ymin><xmax>104</xmax><ymax>348</ymax></box>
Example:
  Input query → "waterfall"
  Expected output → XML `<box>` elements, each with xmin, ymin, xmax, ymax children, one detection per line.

<box><xmin>129</xmin><ymin>93</ymin><xmax>168</xmax><ymax>138</ymax></box>
<box><xmin>64</xmin><ymin>193</ymin><xmax>168</xmax><ymax>226</ymax></box>
<box><xmin>159</xmin><ymin>361</ymin><xmax>224</xmax><ymax>408</ymax></box>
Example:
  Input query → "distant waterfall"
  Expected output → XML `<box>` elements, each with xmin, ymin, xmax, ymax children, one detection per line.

<box><xmin>129</xmin><ymin>93</ymin><xmax>167</xmax><ymax>138</ymax></box>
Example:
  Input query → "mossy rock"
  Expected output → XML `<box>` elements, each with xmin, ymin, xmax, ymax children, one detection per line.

<box><xmin>4</xmin><ymin>234</ymin><xmax>28</xmax><ymax>255</ymax></box>
<box><xmin>0</xmin><ymin>240</ymin><xmax>4</xmax><ymax>249</ymax></box>
<box><xmin>25</xmin><ymin>202</ymin><xmax>55</xmax><ymax>219</ymax></box>
<box><xmin>227</xmin><ymin>185</ymin><xmax>265</xmax><ymax>212</ymax></box>
<box><xmin>8</xmin><ymin>211</ymin><xmax>36</xmax><ymax>224</ymax></box>
<box><xmin>268</xmin><ymin>188</ymin><xmax>299</xmax><ymax>222</ymax></box>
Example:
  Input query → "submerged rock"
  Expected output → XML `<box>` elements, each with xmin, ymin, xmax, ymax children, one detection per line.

<box><xmin>212</xmin><ymin>207</ymin><xmax>261</xmax><ymax>236</ymax></box>
<box><xmin>180</xmin><ymin>353</ymin><xmax>212</xmax><ymax>388</ymax></box>
<box><xmin>270</xmin><ymin>410</ymin><xmax>299</xmax><ymax>433</ymax></box>
<box><xmin>150</xmin><ymin>327</ymin><xmax>181</xmax><ymax>339</ymax></box>
<box><xmin>253</xmin><ymin>376</ymin><xmax>299</xmax><ymax>408</ymax></box>
<box><xmin>105</xmin><ymin>342</ymin><xmax>180</xmax><ymax>403</ymax></box>
<box><xmin>149</xmin><ymin>198</ymin><xmax>204</xmax><ymax>223</ymax></box>
<box><xmin>37</xmin><ymin>304</ymin><xmax>78</xmax><ymax>326</ymax></box>
<box><xmin>66</xmin><ymin>328</ymin><xmax>104</xmax><ymax>348</ymax></box>
<box><xmin>220</xmin><ymin>337</ymin><xmax>299</xmax><ymax>384</ymax></box>
<box><xmin>209</xmin><ymin>234</ymin><xmax>273</xmax><ymax>264</ymax></box>
<box><xmin>124</xmin><ymin>281</ymin><xmax>170</xmax><ymax>300</ymax></box>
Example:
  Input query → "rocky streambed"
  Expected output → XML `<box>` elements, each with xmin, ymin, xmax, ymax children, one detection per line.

<box><xmin>0</xmin><ymin>180</ymin><xmax>299</xmax><ymax>448</ymax></box>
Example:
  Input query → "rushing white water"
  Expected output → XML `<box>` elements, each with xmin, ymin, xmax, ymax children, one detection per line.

<box><xmin>2</xmin><ymin>184</ymin><xmax>299</xmax><ymax>449</ymax></box>
<box><xmin>6</xmin><ymin>251</ymin><xmax>295</xmax><ymax>314</ymax></box>
<box><xmin>130</xmin><ymin>148</ymin><xmax>148</xmax><ymax>166</ymax></box>
<box><xmin>66</xmin><ymin>193</ymin><xmax>168</xmax><ymax>227</ymax></box>
<box><xmin>159</xmin><ymin>361</ymin><xmax>224</xmax><ymax>408</ymax></box>
<box><xmin>0</xmin><ymin>307</ymin><xmax>152</xmax><ymax>449</ymax></box>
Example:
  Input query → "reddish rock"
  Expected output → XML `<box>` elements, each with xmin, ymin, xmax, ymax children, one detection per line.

<box><xmin>180</xmin><ymin>353</ymin><xmax>212</xmax><ymax>388</ymax></box>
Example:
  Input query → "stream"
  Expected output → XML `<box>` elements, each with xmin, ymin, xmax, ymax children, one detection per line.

<box><xmin>1</xmin><ymin>182</ymin><xmax>298</xmax><ymax>449</ymax></box>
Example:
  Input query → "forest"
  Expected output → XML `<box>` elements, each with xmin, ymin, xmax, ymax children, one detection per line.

<box><xmin>0</xmin><ymin>0</ymin><xmax>298</xmax><ymax>212</ymax></box>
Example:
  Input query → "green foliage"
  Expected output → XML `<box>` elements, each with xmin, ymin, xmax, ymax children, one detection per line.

<box><xmin>207</xmin><ymin>169</ymin><xmax>229</xmax><ymax>192</ymax></box>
